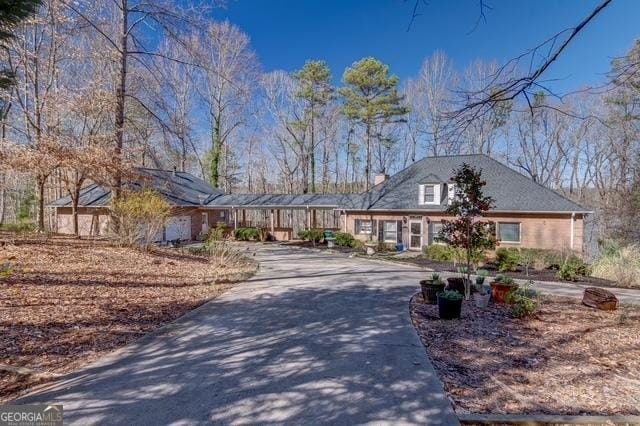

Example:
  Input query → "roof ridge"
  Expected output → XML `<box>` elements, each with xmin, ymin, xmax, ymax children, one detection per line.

<box><xmin>481</xmin><ymin>155</ymin><xmax>588</xmax><ymax>211</ymax></box>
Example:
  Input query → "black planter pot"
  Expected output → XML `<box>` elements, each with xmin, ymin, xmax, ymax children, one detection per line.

<box><xmin>420</xmin><ymin>280</ymin><xmax>446</xmax><ymax>304</ymax></box>
<box><xmin>446</xmin><ymin>277</ymin><xmax>466</xmax><ymax>295</ymax></box>
<box><xmin>437</xmin><ymin>294</ymin><xmax>463</xmax><ymax>320</ymax></box>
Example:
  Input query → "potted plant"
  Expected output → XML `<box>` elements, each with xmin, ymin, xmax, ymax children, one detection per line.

<box><xmin>475</xmin><ymin>269</ymin><xmax>489</xmax><ymax>286</ymax></box>
<box><xmin>473</xmin><ymin>282</ymin><xmax>491</xmax><ymax>308</ymax></box>
<box><xmin>437</xmin><ymin>289</ymin><xmax>464</xmax><ymax>320</ymax></box>
<box><xmin>490</xmin><ymin>274</ymin><xmax>518</xmax><ymax>304</ymax></box>
<box><xmin>420</xmin><ymin>273</ymin><xmax>446</xmax><ymax>304</ymax></box>
<box><xmin>446</xmin><ymin>267</ymin><xmax>468</xmax><ymax>295</ymax></box>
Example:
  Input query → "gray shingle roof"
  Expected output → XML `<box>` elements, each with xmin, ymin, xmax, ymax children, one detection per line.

<box><xmin>49</xmin><ymin>168</ymin><xmax>223</xmax><ymax>207</ymax></box>
<box><xmin>206</xmin><ymin>193</ymin><xmax>362</xmax><ymax>209</ymax></box>
<box><xmin>360</xmin><ymin>154</ymin><xmax>589</xmax><ymax>213</ymax></box>
<box><xmin>50</xmin><ymin>156</ymin><xmax>589</xmax><ymax>214</ymax></box>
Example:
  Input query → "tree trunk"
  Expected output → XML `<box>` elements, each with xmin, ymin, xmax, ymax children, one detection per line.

<box><xmin>37</xmin><ymin>175</ymin><xmax>45</xmax><ymax>232</ymax></box>
<box><xmin>309</xmin><ymin>103</ymin><xmax>315</xmax><ymax>193</ymax></box>
<box><xmin>114</xmin><ymin>0</ymin><xmax>128</xmax><ymax>200</ymax></box>
<box><xmin>210</xmin><ymin>112</ymin><xmax>222</xmax><ymax>187</ymax></box>
<box><xmin>72</xmin><ymin>189</ymin><xmax>80</xmax><ymax>237</ymax></box>
<box><xmin>365</xmin><ymin>122</ymin><xmax>371</xmax><ymax>191</ymax></box>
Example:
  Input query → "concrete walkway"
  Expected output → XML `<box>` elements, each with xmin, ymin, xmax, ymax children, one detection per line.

<box><xmin>16</xmin><ymin>245</ymin><xmax>459</xmax><ymax>425</ymax></box>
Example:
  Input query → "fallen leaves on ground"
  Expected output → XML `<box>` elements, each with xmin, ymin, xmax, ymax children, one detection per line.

<box><xmin>0</xmin><ymin>233</ymin><xmax>256</xmax><ymax>402</ymax></box>
<box><xmin>410</xmin><ymin>293</ymin><xmax>640</xmax><ymax>415</ymax></box>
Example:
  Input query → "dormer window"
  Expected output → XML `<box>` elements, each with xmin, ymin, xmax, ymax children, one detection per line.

<box><xmin>419</xmin><ymin>184</ymin><xmax>441</xmax><ymax>205</ymax></box>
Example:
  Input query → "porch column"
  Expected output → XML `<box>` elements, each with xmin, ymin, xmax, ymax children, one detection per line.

<box><xmin>233</xmin><ymin>207</ymin><xmax>237</xmax><ymax>229</ymax></box>
<box><xmin>270</xmin><ymin>209</ymin><xmax>275</xmax><ymax>234</ymax></box>
<box><xmin>306</xmin><ymin>206</ymin><xmax>311</xmax><ymax>229</ymax></box>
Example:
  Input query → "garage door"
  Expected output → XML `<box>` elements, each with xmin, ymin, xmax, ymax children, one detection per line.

<box><xmin>165</xmin><ymin>216</ymin><xmax>191</xmax><ymax>241</ymax></box>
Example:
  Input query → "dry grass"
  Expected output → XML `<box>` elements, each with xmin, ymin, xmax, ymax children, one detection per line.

<box><xmin>0</xmin><ymin>233</ymin><xmax>256</xmax><ymax>402</ymax></box>
<box><xmin>410</xmin><ymin>293</ymin><xmax>640</xmax><ymax>415</ymax></box>
<box><xmin>591</xmin><ymin>244</ymin><xmax>640</xmax><ymax>288</ymax></box>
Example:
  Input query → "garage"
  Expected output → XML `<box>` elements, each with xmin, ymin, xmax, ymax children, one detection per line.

<box><xmin>164</xmin><ymin>215</ymin><xmax>192</xmax><ymax>241</ymax></box>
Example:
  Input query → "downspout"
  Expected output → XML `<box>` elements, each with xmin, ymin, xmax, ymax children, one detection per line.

<box><xmin>570</xmin><ymin>212</ymin><xmax>575</xmax><ymax>251</ymax></box>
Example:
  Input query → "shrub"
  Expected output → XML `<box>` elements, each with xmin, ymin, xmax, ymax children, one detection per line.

<box><xmin>506</xmin><ymin>281</ymin><xmax>539</xmax><ymax>318</ymax></box>
<box><xmin>111</xmin><ymin>189</ymin><xmax>171</xmax><ymax>250</ymax></box>
<box><xmin>234</xmin><ymin>227</ymin><xmax>260</xmax><ymax>241</ymax></box>
<box><xmin>543</xmin><ymin>250</ymin><xmax>563</xmax><ymax>270</ymax></box>
<box><xmin>351</xmin><ymin>239</ymin><xmax>365</xmax><ymax>250</ymax></box>
<box><xmin>334</xmin><ymin>232</ymin><xmax>355</xmax><ymax>247</ymax></box>
<box><xmin>0</xmin><ymin>222</ymin><xmax>36</xmax><ymax>233</ymax></box>
<box><xmin>591</xmin><ymin>244</ymin><xmax>640</xmax><ymax>288</ymax></box>
<box><xmin>556</xmin><ymin>255</ymin><xmax>590</xmax><ymax>281</ymax></box>
<box><xmin>493</xmin><ymin>274</ymin><xmax>516</xmax><ymax>286</ymax></box>
<box><xmin>496</xmin><ymin>247</ymin><xmax>520</xmax><ymax>272</ymax></box>
<box><xmin>423</xmin><ymin>244</ymin><xmax>457</xmax><ymax>262</ymax></box>
<box><xmin>298</xmin><ymin>228</ymin><xmax>324</xmax><ymax>244</ymax></box>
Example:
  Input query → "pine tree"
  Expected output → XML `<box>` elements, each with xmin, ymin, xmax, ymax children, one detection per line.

<box><xmin>339</xmin><ymin>57</ymin><xmax>409</xmax><ymax>190</ymax></box>
<box><xmin>293</xmin><ymin>60</ymin><xmax>333</xmax><ymax>193</ymax></box>
<box><xmin>0</xmin><ymin>0</ymin><xmax>42</xmax><ymax>89</ymax></box>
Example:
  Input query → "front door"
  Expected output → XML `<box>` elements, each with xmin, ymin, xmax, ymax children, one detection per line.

<box><xmin>201</xmin><ymin>212</ymin><xmax>209</xmax><ymax>234</ymax></box>
<box><xmin>409</xmin><ymin>220</ymin><xmax>422</xmax><ymax>250</ymax></box>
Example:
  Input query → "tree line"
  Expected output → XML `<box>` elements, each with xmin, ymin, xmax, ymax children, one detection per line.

<box><xmin>0</xmin><ymin>0</ymin><xmax>638</xmax><ymax>245</ymax></box>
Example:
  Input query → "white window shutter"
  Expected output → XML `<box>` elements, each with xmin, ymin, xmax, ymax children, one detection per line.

<box><xmin>418</xmin><ymin>184</ymin><xmax>425</xmax><ymax>205</ymax></box>
<box><xmin>433</xmin><ymin>184</ymin><xmax>441</xmax><ymax>205</ymax></box>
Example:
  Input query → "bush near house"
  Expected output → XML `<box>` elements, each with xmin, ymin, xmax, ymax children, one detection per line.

<box><xmin>298</xmin><ymin>228</ymin><xmax>324</xmax><ymax>243</ymax></box>
<box><xmin>423</xmin><ymin>244</ymin><xmax>458</xmax><ymax>262</ymax></box>
<box><xmin>111</xmin><ymin>189</ymin><xmax>171</xmax><ymax>251</ymax></box>
<box><xmin>334</xmin><ymin>231</ymin><xmax>355</xmax><ymax>247</ymax></box>
<box><xmin>496</xmin><ymin>247</ymin><xmax>520</xmax><ymax>272</ymax></box>
<box><xmin>557</xmin><ymin>255</ymin><xmax>590</xmax><ymax>281</ymax></box>
<box><xmin>233</xmin><ymin>227</ymin><xmax>260</xmax><ymax>241</ymax></box>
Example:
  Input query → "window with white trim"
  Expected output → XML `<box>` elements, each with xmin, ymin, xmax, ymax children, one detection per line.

<box><xmin>431</xmin><ymin>222</ymin><xmax>444</xmax><ymax>244</ymax></box>
<box><xmin>355</xmin><ymin>219</ymin><xmax>373</xmax><ymax>235</ymax></box>
<box><xmin>498</xmin><ymin>222</ymin><xmax>521</xmax><ymax>243</ymax></box>
<box><xmin>383</xmin><ymin>221</ymin><xmax>397</xmax><ymax>242</ymax></box>
<box><xmin>419</xmin><ymin>184</ymin><xmax>440</xmax><ymax>205</ymax></box>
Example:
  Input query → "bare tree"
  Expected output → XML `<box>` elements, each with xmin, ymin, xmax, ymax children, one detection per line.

<box><xmin>194</xmin><ymin>20</ymin><xmax>259</xmax><ymax>188</ymax></box>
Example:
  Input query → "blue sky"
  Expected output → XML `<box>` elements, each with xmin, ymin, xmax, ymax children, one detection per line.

<box><xmin>215</xmin><ymin>0</ymin><xmax>640</xmax><ymax>94</ymax></box>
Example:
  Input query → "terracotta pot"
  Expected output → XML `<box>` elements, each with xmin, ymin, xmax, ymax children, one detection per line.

<box><xmin>490</xmin><ymin>281</ymin><xmax>518</xmax><ymax>304</ymax></box>
<box><xmin>420</xmin><ymin>280</ymin><xmax>445</xmax><ymax>305</ymax></box>
<box><xmin>437</xmin><ymin>294</ymin><xmax>462</xmax><ymax>320</ymax></box>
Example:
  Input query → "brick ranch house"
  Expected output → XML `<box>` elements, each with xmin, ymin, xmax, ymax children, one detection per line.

<box><xmin>50</xmin><ymin>155</ymin><xmax>591</xmax><ymax>253</ymax></box>
<box><xmin>50</xmin><ymin>168</ymin><xmax>226</xmax><ymax>241</ymax></box>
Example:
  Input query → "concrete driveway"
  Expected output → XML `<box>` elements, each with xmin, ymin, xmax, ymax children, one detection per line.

<box><xmin>16</xmin><ymin>245</ymin><xmax>459</xmax><ymax>425</ymax></box>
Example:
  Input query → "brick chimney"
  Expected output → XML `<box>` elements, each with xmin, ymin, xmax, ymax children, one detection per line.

<box><xmin>374</xmin><ymin>173</ymin><xmax>389</xmax><ymax>186</ymax></box>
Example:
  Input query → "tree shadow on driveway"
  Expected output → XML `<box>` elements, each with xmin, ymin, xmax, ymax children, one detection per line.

<box><xmin>16</xmin><ymin>248</ymin><xmax>459</xmax><ymax>425</ymax></box>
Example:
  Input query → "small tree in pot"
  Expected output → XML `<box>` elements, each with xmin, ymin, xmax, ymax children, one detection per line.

<box><xmin>439</xmin><ymin>163</ymin><xmax>496</xmax><ymax>300</ymax></box>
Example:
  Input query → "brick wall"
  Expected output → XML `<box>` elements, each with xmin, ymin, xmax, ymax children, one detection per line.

<box><xmin>345</xmin><ymin>211</ymin><xmax>586</xmax><ymax>253</ymax></box>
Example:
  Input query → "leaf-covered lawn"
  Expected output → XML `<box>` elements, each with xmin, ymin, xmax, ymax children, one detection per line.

<box><xmin>0</xmin><ymin>233</ymin><xmax>255</xmax><ymax>401</ymax></box>
<box><xmin>410</xmin><ymin>293</ymin><xmax>640</xmax><ymax>415</ymax></box>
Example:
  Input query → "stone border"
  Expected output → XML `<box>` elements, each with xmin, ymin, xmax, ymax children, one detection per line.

<box><xmin>458</xmin><ymin>413</ymin><xmax>640</xmax><ymax>425</ymax></box>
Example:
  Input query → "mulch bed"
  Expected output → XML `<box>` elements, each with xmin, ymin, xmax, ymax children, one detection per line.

<box><xmin>0</xmin><ymin>233</ymin><xmax>256</xmax><ymax>402</ymax></box>
<box><xmin>394</xmin><ymin>256</ymin><xmax>616</xmax><ymax>288</ymax></box>
<box><xmin>410</xmin><ymin>293</ymin><xmax>640</xmax><ymax>415</ymax></box>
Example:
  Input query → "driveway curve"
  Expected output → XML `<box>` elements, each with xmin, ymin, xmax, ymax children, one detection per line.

<box><xmin>16</xmin><ymin>245</ymin><xmax>459</xmax><ymax>425</ymax></box>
